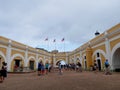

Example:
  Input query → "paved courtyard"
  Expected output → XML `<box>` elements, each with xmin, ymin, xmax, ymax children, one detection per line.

<box><xmin>0</xmin><ymin>70</ymin><xmax>120</xmax><ymax>90</ymax></box>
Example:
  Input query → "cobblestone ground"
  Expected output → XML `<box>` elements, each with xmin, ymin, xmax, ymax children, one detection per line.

<box><xmin>0</xmin><ymin>70</ymin><xmax>120</xmax><ymax>90</ymax></box>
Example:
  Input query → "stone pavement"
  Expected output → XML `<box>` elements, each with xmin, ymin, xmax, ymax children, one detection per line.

<box><xmin>0</xmin><ymin>71</ymin><xmax>120</xmax><ymax>90</ymax></box>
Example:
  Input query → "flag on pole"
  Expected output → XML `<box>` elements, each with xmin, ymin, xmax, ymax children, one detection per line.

<box><xmin>61</xmin><ymin>38</ymin><xmax>65</xmax><ymax>42</ymax></box>
<box><xmin>45</xmin><ymin>38</ymin><xmax>48</xmax><ymax>41</ymax></box>
<box><xmin>53</xmin><ymin>39</ymin><xmax>56</xmax><ymax>42</ymax></box>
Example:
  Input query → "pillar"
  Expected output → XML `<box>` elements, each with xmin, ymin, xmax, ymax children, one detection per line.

<box><xmin>86</xmin><ymin>46</ymin><xmax>93</xmax><ymax>69</ymax></box>
<box><xmin>104</xmin><ymin>32</ymin><xmax>112</xmax><ymax>69</ymax></box>
<box><xmin>24</xmin><ymin>46</ymin><xmax>28</xmax><ymax>67</ymax></box>
<box><xmin>6</xmin><ymin>40</ymin><xmax>12</xmax><ymax>71</ymax></box>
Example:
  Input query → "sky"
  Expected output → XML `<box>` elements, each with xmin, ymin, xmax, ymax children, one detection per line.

<box><xmin>0</xmin><ymin>0</ymin><xmax>120</xmax><ymax>52</ymax></box>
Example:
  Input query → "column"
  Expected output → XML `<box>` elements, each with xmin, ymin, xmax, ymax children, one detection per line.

<box><xmin>104</xmin><ymin>32</ymin><xmax>112</xmax><ymax>69</ymax></box>
<box><xmin>53</xmin><ymin>54</ymin><xmax>56</xmax><ymax>67</ymax></box>
<box><xmin>43</xmin><ymin>56</ymin><xmax>46</xmax><ymax>65</ymax></box>
<box><xmin>66</xmin><ymin>53</ymin><xmax>68</xmax><ymax>64</ymax></box>
<box><xmin>86</xmin><ymin>46</ymin><xmax>93</xmax><ymax>69</ymax></box>
<box><xmin>79</xmin><ymin>50</ymin><xmax>82</xmax><ymax>63</ymax></box>
<box><xmin>24</xmin><ymin>46</ymin><xmax>28</xmax><ymax>67</ymax></box>
<box><xmin>36</xmin><ymin>50</ymin><xmax>39</xmax><ymax>68</ymax></box>
<box><xmin>6</xmin><ymin>40</ymin><xmax>12</xmax><ymax>71</ymax></box>
<box><xmin>74</xmin><ymin>55</ymin><xmax>76</xmax><ymax>64</ymax></box>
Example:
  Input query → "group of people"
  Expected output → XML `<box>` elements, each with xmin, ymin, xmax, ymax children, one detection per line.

<box><xmin>58</xmin><ymin>62</ymin><xmax>82</xmax><ymax>75</ymax></box>
<box><xmin>92</xmin><ymin>59</ymin><xmax>112</xmax><ymax>75</ymax></box>
<box><xmin>57</xmin><ymin>59</ymin><xmax>111</xmax><ymax>75</ymax></box>
<box><xmin>37</xmin><ymin>61</ymin><xmax>52</xmax><ymax>76</ymax></box>
<box><xmin>0</xmin><ymin>59</ymin><xmax>112</xmax><ymax>83</ymax></box>
<box><xmin>0</xmin><ymin>62</ymin><xmax>7</xmax><ymax>83</ymax></box>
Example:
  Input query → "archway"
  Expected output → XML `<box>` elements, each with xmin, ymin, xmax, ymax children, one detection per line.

<box><xmin>29</xmin><ymin>60</ymin><xmax>35</xmax><ymax>70</ymax></box>
<box><xmin>28</xmin><ymin>56</ymin><xmax>36</xmax><ymax>70</ymax></box>
<box><xmin>0</xmin><ymin>51</ymin><xmax>6</xmax><ymax>69</ymax></box>
<box><xmin>112</xmin><ymin>47</ymin><xmax>120</xmax><ymax>72</ymax></box>
<box><xmin>0</xmin><ymin>55</ymin><xmax>5</xmax><ymax>69</ymax></box>
<box><xmin>11</xmin><ymin>54</ymin><xmax>24</xmax><ymax>72</ymax></box>
<box><xmin>56</xmin><ymin>60</ymin><xmax>66</xmax><ymax>67</ymax></box>
<box><xmin>92</xmin><ymin>49</ymin><xmax>106</xmax><ymax>71</ymax></box>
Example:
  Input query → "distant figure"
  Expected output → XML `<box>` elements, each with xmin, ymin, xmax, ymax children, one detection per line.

<box><xmin>76</xmin><ymin>62</ymin><xmax>82</xmax><ymax>72</ymax></box>
<box><xmin>104</xmin><ymin>59</ymin><xmax>111</xmax><ymax>75</ymax></box>
<box><xmin>41</xmin><ymin>62</ymin><xmax>45</xmax><ymax>75</ymax></box>
<box><xmin>38</xmin><ymin>61</ymin><xmax>42</xmax><ymax>76</ymax></box>
<box><xmin>45</xmin><ymin>62</ymin><xmax>49</xmax><ymax>74</ymax></box>
<box><xmin>93</xmin><ymin>60</ymin><xmax>98</xmax><ymax>73</ymax></box>
<box><xmin>2</xmin><ymin>62</ymin><xmax>7</xmax><ymax>79</ymax></box>
<box><xmin>14</xmin><ymin>64</ymin><xmax>18</xmax><ymax>72</ymax></box>
<box><xmin>0</xmin><ymin>62</ymin><xmax>7</xmax><ymax>83</ymax></box>
<box><xmin>48</xmin><ymin>63</ymin><xmax>52</xmax><ymax>72</ymax></box>
<box><xmin>58</xmin><ymin>62</ymin><xmax>62</xmax><ymax>75</ymax></box>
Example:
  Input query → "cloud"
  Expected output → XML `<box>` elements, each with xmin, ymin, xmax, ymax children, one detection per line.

<box><xmin>0</xmin><ymin>0</ymin><xmax>120</xmax><ymax>51</ymax></box>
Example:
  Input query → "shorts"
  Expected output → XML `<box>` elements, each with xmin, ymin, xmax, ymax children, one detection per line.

<box><xmin>38</xmin><ymin>68</ymin><xmax>41</xmax><ymax>71</ymax></box>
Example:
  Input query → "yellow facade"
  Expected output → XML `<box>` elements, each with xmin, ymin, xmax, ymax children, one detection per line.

<box><xmin>0</xmin><ymin>23</ymin><xmax>120</xmax><ymax>72</ymax></box>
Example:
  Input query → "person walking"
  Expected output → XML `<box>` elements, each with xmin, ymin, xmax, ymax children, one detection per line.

<box><xmin>45</xmin><ymin>62</ymin><xmax>49</xmax><ymax>74</ymax></box>
<box><xmin>38</xmin><ymin>61</ymin><xmax>42</xmax><ymax>76</ymax></box>
<box><xmin>58</xmin><ymin>62</ymin><xmax>62</xmax><ymax>75</ymax></box>
<box><xmin>104</xmin><ymin>59</ymin><xmax>112</xmax><ymax>75</ymax></box>
<box><xmin>0</xmin><ymin>62</ymin><xmax>7</xmax><ymax>83</ymax></box>
<box><xmin>41</xmin><ymin>62</ymin><xmax>45</xmax><ymax>75</ymax></box>
<box><xmin>76</xmin><ymin>62</ymin><xmax>82</xmax><ymax>72</ymax></box>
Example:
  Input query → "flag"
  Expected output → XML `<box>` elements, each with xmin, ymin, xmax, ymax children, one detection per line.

<box><xmin>61</xmin><ymin>38</ymin><xmax>64</xmax><ymax>42</ymax></box>
<box><xmin>45</xmin><ymin>38</ymin><xmax>48</xmax><ymax>41</ymax></box>
<box><xmin>53</xmin><ymin>39</ymin><xmax>56</xmax><ymax>42</ymax></box>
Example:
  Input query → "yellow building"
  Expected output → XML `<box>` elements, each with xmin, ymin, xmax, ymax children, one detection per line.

<box><xmin>68</xmin><ymin>23</ymin><xmax>120</xmax><ymax>71</ymax></box>
<box><xmin>0</xmin><ymin>23</ymin><xmax>120</xmax><ymax>72</ymax></box>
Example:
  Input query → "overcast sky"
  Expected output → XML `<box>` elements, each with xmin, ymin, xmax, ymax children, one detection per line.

<box><xmin>0</xmin><ymin>0</ymin><xmax>120</xmax><ymax>52</ymax></box>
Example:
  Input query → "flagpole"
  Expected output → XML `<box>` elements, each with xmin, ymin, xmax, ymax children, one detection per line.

<box><xmin>64</xmin><ymin>41</ymin><xmax>65</xmax><ymax>52</ymax></box>
<box><xmin>53</xmin><ymin>39</ymin><xmax>56</xmax><ymax>50</ymax></box>
<box><xmin>61</xmin><ymin>38</ymin><xmax>65</xmax><ymax>52</ymax></box>
<box><xmin>45</xmin><ymin>38</ymin><xmax>49</xmax><ymax>51</ymax></box>
<box><xmin>55</xmin><ymin>41</ymin><xmax>56</xmax><ymax>50</ymax></box>
<box><xmin>47</xmin><ymin>40</ymin><xmax>49</xmax><ymax>51</ymax></box>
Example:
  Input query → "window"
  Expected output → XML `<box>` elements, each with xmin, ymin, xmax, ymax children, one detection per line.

<box><xmin>97</xmin><ymin>53</ymin><xmax>100</xmax><ymax>57</ymax></box>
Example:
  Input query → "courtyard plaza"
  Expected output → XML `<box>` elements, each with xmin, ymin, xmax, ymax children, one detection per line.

<box><xmin>0</xmin><ymin>70</ymin><xmax>120</xmax><ymax>90</ymax></box>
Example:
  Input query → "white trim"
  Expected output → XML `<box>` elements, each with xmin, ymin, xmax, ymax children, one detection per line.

<box><xmin>28</xmin><ymin>56</ymin><xmax>36</xmax><ymax>61</ymax></box>
<box><xmin>105</xmin><ymin>37</ymin><xmax>112</xmax><ymax>66</ymax></box>
<box><xmin>28</xmin><ymin>52</ymin><xmax>36</xmax><ymax>55</ymax></box>
<box><xmin>11</xmin><ymin>47</ymin><xmax>25</xmax><ymax>53</ymax></box>
<box><xmin>109</xmin><ymin>34</ymin><xmax>120</xmax><ymax>42</ymax></box>
<box><xmin>92</xmin><ymin>42</ymin><xmax>105</xmax><ymax>49</ymax></box>
<box><xmin>11</xmin><ymin>54</ymin><xmax>25</xmax><ymax>62</ymax></box>
<box><xmin>0</xmin><ymin>45</ymin><xmax>7</xmax><ymax>48</ymax></box>
<box><xmin>92</xmin><ymin>49</ymin><xmax>106</xmax><ymax>59</ymax></box>
<box><xmin>38</xmin><ymin>57</ymin><xmax>43</xmax><ymax>62</ymax></box>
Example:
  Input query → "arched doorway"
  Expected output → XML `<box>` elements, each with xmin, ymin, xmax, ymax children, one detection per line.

<box><xmin>56</xmin><ymin>60</ymin><xmax>66</xmax><ymax>67</ymax></box>
<box><xmin>97</xmin><ymin>59</ymin><xmax>101</xmax><ymax>71</ymax></box>
<box><xmin>12</xmin><ymin>57</ymin><xmax>24</xmax><ymax>72</ymax></box>
<box><xmin>29</xmin><ymin>60</ymin><xmax>35</xmax><ymax>70</ymax></box>
<box><xmin>0</xmin><ymin>52</ymin><xmax>6</xmax><ymax>69</ymax></box>
<box><xmin>112</xmin><ymin>47</ymin><xmax>120</xmax><ymax>72</ymax></box>
<box><xmin>28</xmin><ymin>56</ymin><xmax>36</xmax><ymax>70</ymax></box>
<box><xmin>11</xmin><ymin>54</ymin><xmax>24</xmax><ymax>72</ymax></box>
<box><xmin>0</xmin><ymin>55</ymin><xmax>5</xmax><ymax>69</ymax></box>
